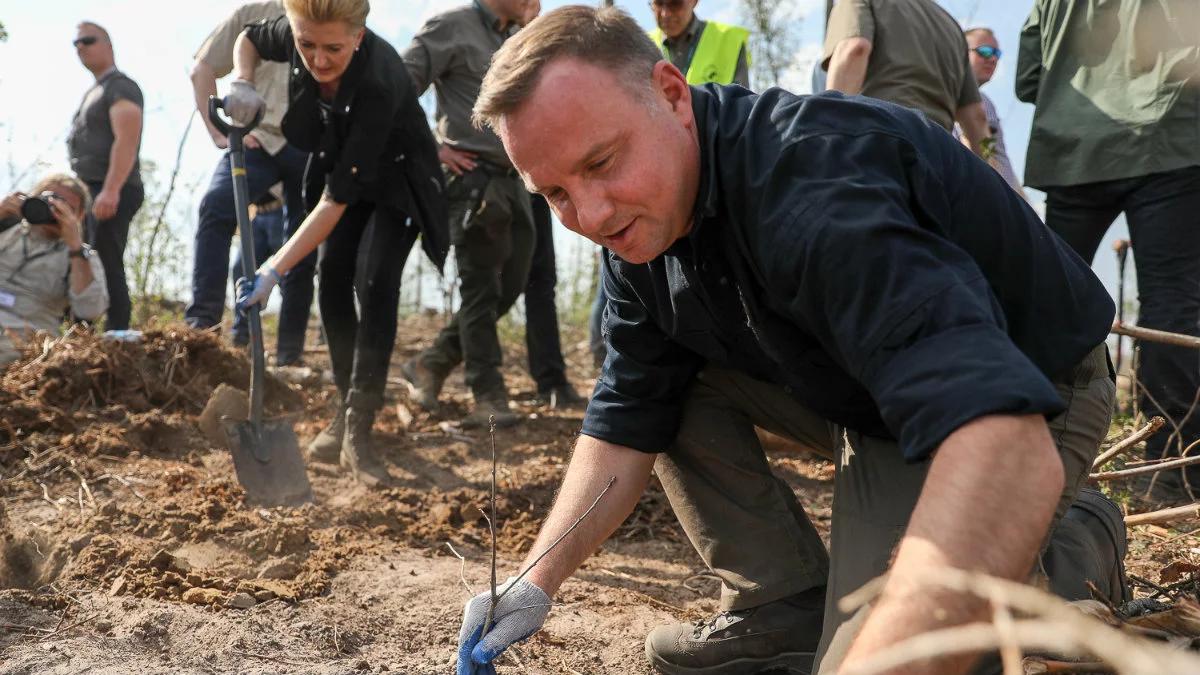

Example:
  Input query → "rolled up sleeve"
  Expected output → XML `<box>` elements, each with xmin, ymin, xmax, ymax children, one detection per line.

<box><xmin>768</xmin><ymin>135</ymin><xmax>1063</xmax><ymax>462</ymax></box>
<box><xmin>69</xmin><ymin>256</ymin><xmax>109</xmax><ymax>321</ymax></box>
<box><xmin>581</xmin><ymin>255</ymin><xmax>704</xmax><ymax>453</ymax></box>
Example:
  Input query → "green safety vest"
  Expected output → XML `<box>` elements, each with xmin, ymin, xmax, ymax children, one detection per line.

<box><xmin>649</xmin><ymin>20</ymin><xmax>750</xmax><ymax>86</ymax></box>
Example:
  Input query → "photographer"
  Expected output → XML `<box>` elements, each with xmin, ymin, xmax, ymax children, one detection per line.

<box><xmin>0</xmin><ymin>174</ymin><xmax>108</xmax><ymax>366</ymax></box>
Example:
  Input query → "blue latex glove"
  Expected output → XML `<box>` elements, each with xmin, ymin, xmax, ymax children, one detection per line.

<box><xmin>236</xmin><ymin>266</ymin><xmax>280</xmax><ymax>312</ymax></box>
<box><xmin>456</xmin><ymin>577</ymin><xmax>551</xmax><ymax>675</ymax></box>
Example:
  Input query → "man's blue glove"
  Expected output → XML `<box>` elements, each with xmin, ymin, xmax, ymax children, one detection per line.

<box><xmin>456</xmin><ymin>577</ymin><xmax>551</xmax><ymax>675</ymax></box>
<box><xmin>236</xmin><ymin>266</ymin><xmax>280</xmax><ymax>312</ymax></box>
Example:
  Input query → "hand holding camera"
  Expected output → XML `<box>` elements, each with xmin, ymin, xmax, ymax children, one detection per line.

<box><xmin>18</xmin><ymin>192</ymin><xmax>83</xmax><ymax>248</ymax></box>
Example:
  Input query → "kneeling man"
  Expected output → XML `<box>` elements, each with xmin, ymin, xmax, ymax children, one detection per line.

<box><xmin>456</xmin><ymin>7</ymin><xmax>1116</xmax><ymax>675</ymax></box>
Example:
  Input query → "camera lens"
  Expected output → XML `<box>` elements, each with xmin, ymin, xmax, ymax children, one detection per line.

<box><xmin>20</xmin><ymin>196</ymin><xmax>56</xmax><ymax>225</ymax></box>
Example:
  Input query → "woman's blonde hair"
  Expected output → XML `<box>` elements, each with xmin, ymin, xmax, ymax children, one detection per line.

<box><xmin>283</xmin><ymin>0</ymin><xmax>370</xmax><ymax>28</ymax></box>
<box><xmin>31</xmin><ymin>173</ymin><xmax>92</xmax><ymax>214</ymax></box>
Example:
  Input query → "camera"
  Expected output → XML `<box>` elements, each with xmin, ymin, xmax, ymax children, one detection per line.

<box><xmin>20</xmin><ymin>192</ymin><xmax>59</xmax><ymax>225</ymax></box>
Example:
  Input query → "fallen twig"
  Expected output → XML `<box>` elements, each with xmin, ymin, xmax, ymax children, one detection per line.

<box><xmin>1093</xmin><ymin>417</ymin><xmax>1165</xmax><ymax>469</ymax></box>
<box><xmin>837</xmin><ymin>567</ymin><xmax>1200</xmax><ymax>675</ymax></box>
<box><xmin>1113</xmin><ymin>322</ymin><xmax>1200</xmax><ymax>350</ymax></box>
<box><xmin>1125</xmin><ymin>501</ymin><xmax>1200</xmax><ymax>527</ymax></box>
<box><xmin>445</xmin><ymin>542</ymin><xmax>476</xmax><ymax>596</ymax></box>
<box><xmin>1091</xmin><ymin>453</ymin><xmax>1200</xmax><ymax>482</ymax></box>
<box><xmin>1023</xmin><ymin>657</ymin><xmax>1115</xmax><ymax>673</ymax></box>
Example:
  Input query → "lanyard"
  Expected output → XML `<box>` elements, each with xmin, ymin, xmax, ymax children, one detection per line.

<box><xmin>3</xmin><ymin>228</ymin><xmax>61</xmax><ymax>285</ymax></box>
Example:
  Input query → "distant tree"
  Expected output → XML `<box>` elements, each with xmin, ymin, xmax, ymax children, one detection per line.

<box><xmin>0</xmin><ymin>20</ymin><xmax>8</xmax><ymax>42</ymax></box>
<box><xmin>741</xmin><ymin>0</ymin><xmax>803</xmax><ymax>90</ymax></box>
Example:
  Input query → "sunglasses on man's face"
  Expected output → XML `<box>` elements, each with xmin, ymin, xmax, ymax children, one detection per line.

<box><xmin>73</xmin><ymin>36</ymin><xmax>99</xmax><ymax>47</ymax></box>
<box><xmin>972</xmin><ymin>45</ymin><xmax>1001</xmax><ymax>60</ymax></box>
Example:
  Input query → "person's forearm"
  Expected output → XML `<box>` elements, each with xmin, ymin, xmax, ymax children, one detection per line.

<box><xmin>233</xmin><ymin>31</ymin><xmax>261</xmax><ymax>83</ymax></box>
<box><xmin>265</xmin><ymin>196</ymin><xmax>345</xmax><ymax>275</ymax></box>
<box><xmin>955</xmin><ymin>102</ymin><xmax>991</xmax><ymax>158</ymax></box>
<box><xmin>102</xmin><ymin>121</ymin><xmax>140</xmax><ymax>197</ymax></box>
<box><xmin>191</xmin><ymin>60</ymin><xmax>223</xmax><ymax>138</ymax></box>
<box><xmin>841</xmin><ymin>414</ymin><xmax>1064</xmax><ymax>674</ymax></box>
<box><xmin>826</xmin><ymin>37</ymin><xmax>872</xmax><ymax>95</ymax></box>
<box><xmin>523</xmin><ymin>434</ymin><xmax>656</xmax><ymax>597</ymax></box>
<box><xmin>67</xmin><ymin>257</ymin><xmax>95</xmax><ymax>294</ymax></box>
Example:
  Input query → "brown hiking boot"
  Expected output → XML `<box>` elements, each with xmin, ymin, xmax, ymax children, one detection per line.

<box><xmin>645</xmin><ymin>588</ymin><xmax>824</xmax><ymax>675</ymax></box>
<box><xmin>461</xmin><ymin>395</ymin><xmax>521</xmax><ymax>429</ymax></box>
<box><xmin>306</xmin><ymin>408</ymin><xmax>345</xmax><ymax>464</ymax></box>
<box><xmin>340</xmin><ymin>408</ymin><xmax>389</xmax><ymax>488</ymax></box>
<box><xmin>400</xmin><ymin>358</ymin><xmax>446</xmax><ymax>411</ymax></box>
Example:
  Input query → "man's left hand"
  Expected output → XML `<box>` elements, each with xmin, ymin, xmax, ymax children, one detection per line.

<box><xmin>236</xmin><ymin>266</ymin><xmax>280</xmax><ymax>311</ymax></box>
<box><xmin>93</xmin><ymin>188</ymin><xmax>119</xmax><ymax>221</ymax></box>
<box><xmin>50</xmin><ymin>198</ymin><xmax>84</xmax><ymax>250</ymax></box>
<box><xmin>456</xmin><ymin>577</ymin><xmax>551</xmax><ymax>675</ymax></box>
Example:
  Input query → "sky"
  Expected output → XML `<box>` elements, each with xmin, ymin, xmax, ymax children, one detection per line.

<box><xmin>0</xmin><ymin>0</ymin><xmax>1133</xmax><ymax>304</ymax></box>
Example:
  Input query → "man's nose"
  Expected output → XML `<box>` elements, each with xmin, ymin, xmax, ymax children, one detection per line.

<box><xmin>575</xmin><ymin>190</ymin><xmax>616</xmax><ymax>236</ymax></box>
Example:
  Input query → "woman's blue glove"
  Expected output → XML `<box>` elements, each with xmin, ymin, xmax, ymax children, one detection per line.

<box><xmin>235</xmin><ymin>265</ymin><xmax>280</xmax><ymax>312</ymax></box>
<box><xmin>456</xmin><ymin>577</ymin><xmax>551</xmax><ymax>675</ymax></box>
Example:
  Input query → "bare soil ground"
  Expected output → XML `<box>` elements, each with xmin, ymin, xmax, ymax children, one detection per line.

<box><xmin>0</xmin><ymin>317</ymin><xmax>1196</xmax><ymax>674</ymax></box>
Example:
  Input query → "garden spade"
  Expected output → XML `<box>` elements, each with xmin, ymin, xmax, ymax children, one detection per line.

<box><xmin>207</xmin><ymin>97</ymin><xmax>312</xmax><ymax>507</ymax></box>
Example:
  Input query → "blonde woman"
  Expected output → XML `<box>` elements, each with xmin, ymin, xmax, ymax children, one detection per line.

<box><xmin>225</xmin><ymin>0</ymin><xmax>448</xmax><ymax>486</ymax></box>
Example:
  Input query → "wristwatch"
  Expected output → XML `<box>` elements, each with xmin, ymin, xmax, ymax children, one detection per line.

<box><xmin>68</xmin><ymin>245</ymin><xmax>92</xmax><ymax>260</ymax></box>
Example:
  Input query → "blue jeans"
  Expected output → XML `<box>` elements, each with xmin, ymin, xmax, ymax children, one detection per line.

<box><xmin>185</xmin><ymin>144</ymin><xmax>315</xmax><ymax>363</ymax></box>
<box><xmin>229</xmin><ymin>207</ymin><xmax>285</xmax><ymax>344</ymax></box>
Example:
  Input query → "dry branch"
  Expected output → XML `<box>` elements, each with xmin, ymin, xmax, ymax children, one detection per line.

<box><xmin>837</xmin><ymin>567</ymin><xmax>1200</xmax><ymax>675</ymax></box>
<box><xmin>1093</xmin><ymin>417</ymin><xmax>1165</xmax><ymax>469</ymax></box>
<box><xmin>1090</xmin><ymin>453</ymin><xmax>1200</xmax><ymax>482</ymax></box>
<box><xmin>1112</xmin><ymin>322</ymin><xmax>1200</xmax><ymax>350</ymax></box>
<box><xmin>1125</xmin><ymin>501</ymin><xmax>1200</xmax><ymax>527</ymax></box>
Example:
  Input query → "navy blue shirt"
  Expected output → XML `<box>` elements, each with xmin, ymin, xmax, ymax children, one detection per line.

<box><xmin>582</xmin><ymin>86</ymin><xmax>1114</xmax><ymax>462</ymax></box>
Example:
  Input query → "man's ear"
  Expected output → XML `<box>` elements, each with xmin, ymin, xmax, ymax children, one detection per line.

<box><xmin>652</xmin><ymin>61</ymin><xmax>692</xmax><ymax>120</ymax></box>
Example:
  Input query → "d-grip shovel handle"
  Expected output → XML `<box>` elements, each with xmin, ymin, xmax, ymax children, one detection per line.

<box><xmin>207</xmin><ymin>95</ymin><xmax>264</xmax><ymax>141</ymax></box>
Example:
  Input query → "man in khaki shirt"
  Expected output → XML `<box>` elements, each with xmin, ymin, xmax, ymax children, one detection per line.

<box><xmin>822</xmin><ymin>0</ymin><xmax>991</xmax><ymax>155</ymax></box>
<box><xmin>184</xmin><ymin>0</ymin><xmax>313</xmax><ymax>367</ymax></box>
<box><xmin>0</xmin><ymin>174</ymin><xmax>107</xmax><ymax>366</ymax></box>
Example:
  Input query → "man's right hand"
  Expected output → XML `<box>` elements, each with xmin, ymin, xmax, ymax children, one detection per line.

<box><xmin>224</xmin><ymin>79</ymin><xmax>266</xmax><ymax>127</ymax></box>
<box><xmin>456</xmin><ymin>577</ymin><xmax>551</xmax><ymax>675</ymax></box>
<box><xmin>0</xmin><ymin>192</ymin><xmax>24</xmax><ymax>221</ymax></box>
<box><xmin>439</xmin><ymin>144</ymin><xmax>479</xmax><ymax>176</ymax></box>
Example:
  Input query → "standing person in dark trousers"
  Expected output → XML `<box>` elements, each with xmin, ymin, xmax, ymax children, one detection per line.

<box><xmin>525</xmin><ymin>193</ymin><xmax>585</xmax><ymax>408</ymax></box>
<box><xmin>398</xmin><ymin>0</ymin><xmax>540</xmax><ymax>429</ymax></box>
<box><xmin>1018</xmin><ymin>0</ymin><xmax>1200</xmax><ymax>505</ymax></box>
<box><xmin>229</xmin><ymin>0</ymin><xmax>449</xmax><ymax>487</ymax></box>
<box><xmin>187</xmin><ymin>0</ymin><xmax>314</xmax><ymax>366</ymax></box>
<box><xmin>67</xmin><ymin>21</ymin><xmax>143</xmax><ymax>331</ymax></box>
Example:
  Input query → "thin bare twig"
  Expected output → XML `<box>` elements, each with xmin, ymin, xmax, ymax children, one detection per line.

<box><xmin>482</xmin><ymin>415</ymin><xmax>500</xmax><ymax>642</ymax></box>
<box><xmin>1090</xmin><ymin>453</ymin><xmax>1200</xmax><ymax>482</ymax></box>
<box><xmin>499</xmin><ymin>476</ymin><xmax>617</xmax><ymax>605</ymax></box>
<box><xmin>444</xmin><ymin>542</ymin><xmax>476</xmax><ymax>596</ymax></box>
<box><xmin>1112</xmin><ymin>322</ymin><xmax>1200</xmax><ymax>350</ymax></box>
<box><xmin>1092</xmin><ymin>417</ymin><xmax>1165</xmax><ymax>469</ymax></box>
<box><xmin>1125</xmin><ymin>501</ymin><xmax>1200</xmax><ymax>527</ymax></box>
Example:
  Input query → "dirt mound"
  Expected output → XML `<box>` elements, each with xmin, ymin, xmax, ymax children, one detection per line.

<box><xmin>1</xmin><ymin>325</ymin><xmax>302</xmax><ymax>467</ymax></box>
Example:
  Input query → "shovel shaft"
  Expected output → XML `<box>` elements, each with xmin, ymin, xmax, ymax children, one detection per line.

<box><xmin>229</xmin><ymin>136</ymin><xmax>266</xmax><ymax>433</ymax></box>
<box><xmin>209</xmin><ymin>96</ymin><xmax>266</xmax><ymax>437</ymax></box>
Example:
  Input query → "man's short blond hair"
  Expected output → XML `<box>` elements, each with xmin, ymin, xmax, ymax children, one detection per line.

<box><xmin>283</xmin><ymin>0</ymin><xmax>370</xmax><ymax>28</ymax></box>
<box><xmin>473</xmin><ymin>5</ymin><xmax>664</xmax><ymax>130</ymax></box>
<box><xmin>32</xmin><ymin>173</ymin><xmax>92</xmax><ymax>214</ymax></box>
